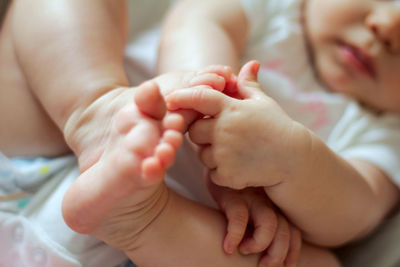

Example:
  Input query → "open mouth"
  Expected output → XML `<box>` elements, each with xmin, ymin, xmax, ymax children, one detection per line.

<box><xmin>337</xmin><ymin>42</ymin><xmax>376</xmax><ymax>79</ymax></box>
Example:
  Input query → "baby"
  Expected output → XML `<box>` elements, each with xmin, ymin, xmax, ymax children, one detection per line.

<box><xmin>3</xmin><ymin>0</ymin><xmax>399</xmax><ymax>266</ymax></box>
<box><xmin>160</xmin><ymin>0</ymin><xmax>400</xmax><ymax>265</ymax></box>
<box><xmin>0</xmin><ymin>0</ymin><xmax>299</xmax><ymax>266</ymax></box>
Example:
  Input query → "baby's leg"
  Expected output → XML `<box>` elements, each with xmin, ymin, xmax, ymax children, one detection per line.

<box><xmin>62</xmin><ymin>81</ymin><xmax>183</xmax><ymax>249</ymax></box>
<box><xmin>297</xmin><ymin>243</ymin><xmax>341</xmax><ymax>267</ymax></box>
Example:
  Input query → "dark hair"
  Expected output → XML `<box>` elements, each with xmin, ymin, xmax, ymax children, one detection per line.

<box><xmin>0</xmin><ymin>0</ymin><xmax>11</xmax><ymax>29</ymax></box>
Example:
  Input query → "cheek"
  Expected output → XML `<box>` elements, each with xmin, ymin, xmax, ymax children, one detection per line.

<box><xmin>306</xmin><ymin>0</ymin><xmax>364</xmax><ymax>42</ymax></box>
<box><xmin>307</xmin><ymin>1</ymin><xmax>339</xmax><ymax>31</ymax></box>
<box><xmin>381</xmin><ymin>75</ymin><xmax>400</xmax><ymax>106</ymax></box>
<box><xmin>314</xmin><ymin>50</ymin><xmax>364</xmax><ymax>99</ymax></box>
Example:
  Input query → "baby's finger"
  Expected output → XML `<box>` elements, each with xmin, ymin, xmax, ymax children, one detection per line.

<box><xmin>199</xmin><ymin>146</ymin><xmax>217</xmax><ymax>169</ymax></box>
<box><xmin>190</xmin><ymin>73</ymin><xmax>226</xmax><ymax>91</ymax></box>
<box><xmin>223</xmin><ymin>200</ymin><xmax>249</xmax><ymax>255</ymax></box>
<box><xmin>198</xmin><ymin>65</ymin><xmax>233</xmax><ymax>83</ymax></box>
<box><xmin>239</xmin><ymin>201</ymin><xmax>277</xmax><ymax>254</ymax></box>
<box><xmin>205</xmin><ymin>183</ymin><xmax>250</xmax><ymax>255</ymax></box>
<box><xmin>166</xmin><ymin>86</ymin><xmax>229</xmax><ymax>116</ymax></box>
<box><xmin>210</xmin><ymin>169</ymin><xmax>242</xmax><ymax>189</ymax></box>
<box><xmin>284</xmin><ymin>227</ymin><xmax>302</xmax><ymax>267</ymax></box>
<box><xmin>224</xmin><ymin>73</ymin><xmax>239</xmax><ymax>96</ymax></box>
<box><xmin>188</xmin><ymin>118</ymin><xmax>216</xmax><ymax>145</ymax></box>
<box><xmin>258</xmin><ymin>214</ymin><xmax>291</xmax><ymax>267</ymax></box>
<box><xmin>237</xmin><ymin>60</ymin><xmax>265</xmax><ymax>99</ymax></box>
<box><xmin>205</xmin><ymin>174</ymin><xmax>227</xmax><ymax>202</ymax></box>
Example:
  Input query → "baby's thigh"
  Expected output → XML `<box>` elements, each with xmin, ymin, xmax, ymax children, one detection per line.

<box><xmin>298</xmin><ymin>244</ymin><xmax>341</xmax><ymax>267</ymax></box>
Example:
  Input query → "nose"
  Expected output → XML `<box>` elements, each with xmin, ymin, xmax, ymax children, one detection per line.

<box><xmin>366</xmin><ymin>6</ymin><xmax>400</xmax><ymax>53</ymax></box>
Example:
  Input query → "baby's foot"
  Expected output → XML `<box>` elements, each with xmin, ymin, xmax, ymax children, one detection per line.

<box><xmin>62</xmin><ymin>81</ymin><xmax>183</xmax><ymax>249</ymax></box>
<box><xmin>151</xmin><ymin>65</ymin><xmax>234</xmax><ymax>130</ymax></box>
<box><xmin>65</xmin><ymin>65</ymin><xmax>233</xmax><ymax>172</ymax></box>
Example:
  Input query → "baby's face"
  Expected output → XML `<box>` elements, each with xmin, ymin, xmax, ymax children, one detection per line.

<box><xmin>305</xmin><ymin>0</ymin><xmax>400</xmax><ymax>113</ymax></box>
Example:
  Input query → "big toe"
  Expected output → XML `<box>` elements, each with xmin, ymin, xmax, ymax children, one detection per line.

<box><xmin>135</xmin><ymin>80</ymin><xmax>166</xmax><ymax>120</ymax></box>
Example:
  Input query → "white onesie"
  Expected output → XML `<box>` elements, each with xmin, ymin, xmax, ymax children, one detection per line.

<box><xmin>238</xmin><ymin>0</ymin><xmax>400</xmax><ymax>186</ymax></box>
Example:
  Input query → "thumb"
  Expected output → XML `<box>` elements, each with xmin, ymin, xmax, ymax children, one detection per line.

<box><xmin>237</xmin><ymin>60</ymin><xmax>264</xmax><ymax>99</ymax></box>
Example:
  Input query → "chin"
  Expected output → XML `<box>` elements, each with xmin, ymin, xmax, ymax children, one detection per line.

<box><xmin>314</xmin><ymin>60</ymin><xmax>352</xmax><ymax>94</ymax></box>
<box><xmin>319</xmin><ymin>73</ymin><xmax>351</xmax><ymax>94</ymax></box>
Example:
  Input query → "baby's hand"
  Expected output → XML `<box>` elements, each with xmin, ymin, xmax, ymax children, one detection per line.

<box><xmin>208</xmin><ymin>179</ymin><xmax>301</xmax><ymax>267</ymax></box>
<box><xmin>154</xmin><ymin>65</ymin><xmax>234</xmax><ymax>96</ymax></box>
<box><xmin>166</xmin><ymin>61</ymin><xmax>309</xmax><ymax>189</ymax></box>
<box><xmin>152</xmin><ymin>65</ymin><xmax>236</xmax><ymax>131</ymax></box>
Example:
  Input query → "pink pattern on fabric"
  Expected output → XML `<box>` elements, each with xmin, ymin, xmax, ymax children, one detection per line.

<box><xmin>261</xmin><ymin>59</ymin><xmax>331</xmax><ymax>132</ymax></box>
<box><xmin>262</xmin><ymin>59</ymin><xmax>286</xmax><ymax>72</ymax></box>
<box><xmin>261</xmin><ymin>60</ymin><xmax>298</xmax><ymax>95</ymax></box>
<box><xmin>299</xmin><ymin>100</ymin><xmax>331</xmax><ymax>131</ymax></box>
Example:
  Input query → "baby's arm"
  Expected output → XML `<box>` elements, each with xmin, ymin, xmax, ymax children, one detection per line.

<box><xmin>119</xmin><ymin>180</ymin><xmax>338</xmax><ymax>267</ymax></box>
<box><xmin>158</xmin><ymin>0</ymin><xmax>246</xmax><ymax>73</ymax></box>
<box><xmin>158</xmin><ymin>0</ymin><xmax>247</xmax><ymax>126</ymax></box>
<box><xmin>207</xmin><ymin>178</ymin><xmax>302</xmax><ymax>267</ymax></box>
<box><xmin>167</xmin><ymin>61</ymin><xmax>400</xmax><ymax>247</ymax></box>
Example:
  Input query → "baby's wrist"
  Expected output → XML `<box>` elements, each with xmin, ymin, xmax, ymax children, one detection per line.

<box><xmin>288</xmin><ymin>122</ymin><xmax>316</xmax><ymax>180</ymax></box>
<box><xmin>275</xmin><ymin>121</ymin><xmax>314</xmax><ymax>184</ymax></box>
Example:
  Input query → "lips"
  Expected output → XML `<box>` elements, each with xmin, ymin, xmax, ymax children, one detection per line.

<box><xmin>337</xmin><ymin>42</ymin><xmax>377</xmax><ymax>79</ymax></box>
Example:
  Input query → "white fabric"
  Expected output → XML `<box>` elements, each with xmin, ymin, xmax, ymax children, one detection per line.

<box><xmin>0</xmin><ymin>155</ymin><xmax>127</xmax><ymax>267</ymax></box>
<box><xmin>124</xmin><ymin>0</ymin><xmax>175</xmax><ymax>86</ymax></box>
<box><xmin>239</xmin><ymin>0</ymin><xmax>400</xmax><ymax>187</ymax></box>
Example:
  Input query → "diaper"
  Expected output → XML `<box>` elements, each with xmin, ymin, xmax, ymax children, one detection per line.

<box><xmin>0</xmin><ymin>153</ymin><xmax>127</xmax><ymax>267</ymax></box>
<box><xmin>0</xmin><ymin>153</ymin><xmax>76</xmax><ymax>211</ymax></box>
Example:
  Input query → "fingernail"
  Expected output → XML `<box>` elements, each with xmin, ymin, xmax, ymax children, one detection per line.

<box><xmin>239</xmin><ymin>248</ymin><xmax>250</xmax><ymax>255</ymax></box>
<box><xmin>224</xmin><ymin>243</ymin><xmax>234</xmax><ymax>255</ymax></box>
<box><xmin>165</xmin><ymin>100</ymin><xmax>174</xmax><ymax>110</ymax></box>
